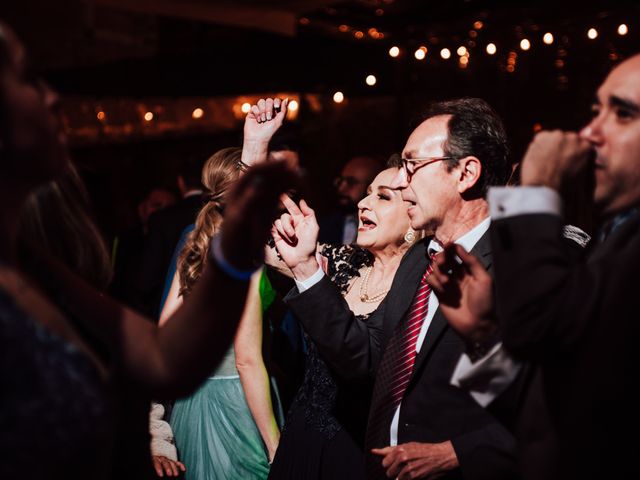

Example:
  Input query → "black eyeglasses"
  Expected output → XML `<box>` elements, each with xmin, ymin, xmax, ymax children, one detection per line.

<box><xmin>334</xmin><ymin>176</ymin><xmax>366</xmax><ymax>188</ymax></box>
<box><xmin>390</xmin><ymin>154</ymin><xmax>456</xmax><ymax>179</ymax></box>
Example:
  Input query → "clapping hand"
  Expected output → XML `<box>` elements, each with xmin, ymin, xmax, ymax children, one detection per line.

<box><xmin>271</xmin><ymin>195</ymin><xmax>321</xmax><ymax>281</ymax></box>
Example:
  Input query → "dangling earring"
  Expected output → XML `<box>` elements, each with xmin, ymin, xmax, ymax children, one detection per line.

<box><xmin>404</xmin><ymin>229</ymin><xmax>415</xmax><ymax>243</ymax></box>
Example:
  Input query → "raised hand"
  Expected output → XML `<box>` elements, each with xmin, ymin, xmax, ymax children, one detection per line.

<box><xmin>241</xmin><ymin>97</ymin><xmax>289</xmax><ymax>168</ymax></box>
<box><xmin>244</xmin><ymin>97</ymin><xmax>289</xmax><ymax>144</ymax></box>
<box><xmin>271</xmin><ymin>195</ymin><xmax>320</xmax><ymax>281</ymax></box>
<box><xmin>520</xmin><ymin>130</ymin><xmax>594</xmax><ymax>192</ymax></box>
<box><xmin>220</xmin><ymin>162</ymin><xmax>299</xmax><ymax>271</ymax></box>
<box><xmin>426</xmin><ymin>244</ymin><xmax>496</xmax><ymax>346</ymax></box>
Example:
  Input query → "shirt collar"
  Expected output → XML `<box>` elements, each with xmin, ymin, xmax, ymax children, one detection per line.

<box><xmin>427</xmin><ymin>217</ymin><xmax>491</xmax><ymax>257</ymax></box>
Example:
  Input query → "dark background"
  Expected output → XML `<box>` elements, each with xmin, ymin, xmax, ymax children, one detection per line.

<box><xmin>2</xmin><ymin>0</ymin><xmax>638</xmax><ymax>239</ymax></box>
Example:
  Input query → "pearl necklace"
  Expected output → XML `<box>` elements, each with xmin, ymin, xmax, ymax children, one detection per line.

<box><xmin>359</xmin><ymin>266</ymin><xmax>390</xmax><ymax>303</ymax></box>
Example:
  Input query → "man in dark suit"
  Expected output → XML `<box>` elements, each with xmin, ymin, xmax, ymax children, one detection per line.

<box><xmin>273</xmin><ymin>98</ymin><xmax>518</xmax><ymax>479</ymax></box>
<box><xmin>429</xmin><ymin>54</ymin><xmax>640</xmax><ymax>480</ymax></box>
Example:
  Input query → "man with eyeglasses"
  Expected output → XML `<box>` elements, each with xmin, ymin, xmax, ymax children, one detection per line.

<box><xmin>319</xmin><ymin>156</ymin><xmax>382</xmax><ymax>244</ymax></box>
<box><xmin>275</xmin><ymin>98</ymin><xmax>519</xmax><ymax>479</ymax></box>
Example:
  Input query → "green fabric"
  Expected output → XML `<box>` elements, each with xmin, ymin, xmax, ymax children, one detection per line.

<box><xmin>171</xmin><ymin>376</ymin><xmax>270</xmax><ymax>480</ymax></box>
<box><xmin>258</xmin><ymin>268</ymin><xmax>276</xmax><ymax>313</ymax></box>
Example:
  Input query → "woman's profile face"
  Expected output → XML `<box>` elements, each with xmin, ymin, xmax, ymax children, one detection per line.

<box><xmin>356</xmin><ymin>168</ymin><xmax>413</xmax><ymax>252</ymax></box>
<box><xmin>0</xmin><ymin>24</ymin><xmax>68</xmax><ymax>183</ymax></box>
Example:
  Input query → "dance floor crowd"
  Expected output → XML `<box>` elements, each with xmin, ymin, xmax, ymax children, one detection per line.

<box><xmin>2</xmin><ymin>18</ymin><xmax>640</xmax><ymax>480</ymax></box>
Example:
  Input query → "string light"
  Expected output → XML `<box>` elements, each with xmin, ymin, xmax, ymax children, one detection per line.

<box><xmin>486</xmin><ymin>43</ymin><xmax>497</xmax><ymax>55</ymax></box>
<box><xmin>389</xmin><ymin>46</ymin><xmax>400</xmax><ymax>58</ymax></box>
<box><xmin>333</xmin><ymin>91</ymin><xmax>344</xmax><ymax>103</ymax></box>
<box><xmin>97</xmin><ymin>111</ymin><xmax>106</xmax><ymax>121</ymax></box>
<box><xmin>618</xmin><ymin>24</ymin><xmax>628</xmax><ymax>36</ymax></box>
<box><xmin>520</xmin><ymin>39</ymin><xmax>531</xmax><ymax>51</ymax></box>
<box><xmin>144</xmin><ymin>112</ymin><xmax>154</xmax><ymax>122</ymax></box>
<box><xmin>354</xmin><ymin>31</ymin><xmax>364</xmax><ymax>39</ymax></box>
<box><xmin>543</xmin><ymin>32</ymin><xmax>554</xmax><ymax>44</ymax></box>
<box><xmin>192</xmin><ymin>108</ymin><xmax>204</xmax><ymax>119</ymax></box>
<box><xmin>473</xmin><ymin>21</ymin><xmax>484</xmax><ymax>30</ymax></box>
<box><xmin>365</xmin><ymin>74</ymin><xmax>377</xmax><ymax>86</ymax></box>
<box><xmin>414</xmin><ymin>47</ymin><xmax>427</xmax><ymax>60</ymax></box>
<box><xmin>587</xmin><ymin>28</ymin><xmax>598</xmax><ymax>40</ymax></box>
<box><xmin>440</xmin><ymin>48</ymin><xmax>451</xmax><ymax>59</ymax></box>
<box><xmin>457</xmin><ymin>46</ymin><xmax>467</xmax><ymax>56</ymax></box>
<box><xmin>288</xmin><ymin>100</ymin><xmax>299</xmax><ymax>111</ymax></box>
<box><xmin>241</xmin><ymin>103</ymin><xmax>251</xmax><ymax>114</ymax></box>
<box><xmin>338</xmin><ymin>24</ymin><xmax>349</xmax><ymax>32</ymax></box>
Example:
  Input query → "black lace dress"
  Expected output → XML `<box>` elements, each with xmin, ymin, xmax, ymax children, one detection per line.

<box><xmin>0</xmin><ymin>286</ymin><xmax>114</xmax><ymax>480</ymax></box>
<box><xmin>269</xmin><ymin>245</ymin><xmax>374</xmax><ymax>480</ymax></box>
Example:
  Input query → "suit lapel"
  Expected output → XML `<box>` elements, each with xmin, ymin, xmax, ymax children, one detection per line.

<box><xmin>409</xmin><ymin>231</ymin><xmax>494</xmax><ymax>385</ymax></box>
<box><xmin>383</xmin><ymin>241</ymin><xmax>429</xmax><ymax>339</ymax></box>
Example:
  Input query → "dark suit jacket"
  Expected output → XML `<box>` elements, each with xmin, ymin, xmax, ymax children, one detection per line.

<box><xmin>491</xmin><ymin>212</ymin><xmax>640</xmax><ymax>480</ymax></box>
<box><xmin>136</xmin><ymin>194</ymin><xmax>204</xmax><ymax>317</ymax></box>
<box><xmin>285</xmin><ymin>234</ymin><xmax>518</xmax><ymax>480</ymax></box>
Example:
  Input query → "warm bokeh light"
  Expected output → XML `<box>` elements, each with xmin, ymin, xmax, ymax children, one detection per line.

<box><xmin>338</xmin><ymin>24</ymin><xmax>349</xmax><ymax>32</ymax></box>
<box><xmin>459</xmin><ymin>56</ymin><xmax>469</xmax><ymax>66</ymax></box>
<box><xmin>366</xmin><ymin>74</ymin><xmax>377</xmax><ymax>86</ymax></box>
<box><xmin>457</xmin><ymin>46</ymin><xmax>467</xmax><ymax>56</ymax></box>
<box><xmin>354</xmin><ymin>30</ymin><xmax>364</xmax><ymax>39</ymax></box>
<box><xmin>440</xmin><ymin>48</ymin><xmax>451</xmax><ymax>59</ymax></box>
<box><xmin>520</xmin><ymin>39</ymin><xmax>531</xmax><ymax>50</ymax></box>
<box><xmin>543</xmin><ymin>32</ymin><xmax>554</xmax><ymax>45</ymax></box>
<box><xmin>192</xmin><ymin>108</ymin><xmax>204</xmax><ymax>119</ymax></box>
<box><xmin>533</xmin><ymin>123</ymin><xmax>543</xmax><ymax>133</ymax></box>
<box><xmin>288</xmin><ymin>100</ymin><xmax>299</xmax><ymax>111</ymax></box>
<box><xmin>144</xmin><ymin>112</ymin><xmax>154</xmax><ymax>122</ymax></box>
<box><xmin>486</xmin><ymin>43</ymin><xmax>497</xmax><ymax>55</ymax></box>
<box><xmin>588</xmin><ymin>28</ymin><xmax>598</xmax><ymax>40</ymax></box>
<box><xmin>473</xmin><ymin>21</ymin><xmax>483</xmax><ymax>30</ymax></box>
<box><xmin>97</xmin><ymin>111</ymin><xmax>106</xmax><ymax>121</ymax></box>
<box><xmin>389</xmin><ymin>46</ymin><xmax>400</xmax><ymax>58</ymax></box>
<box><xmin>414</xmin><ymin>47</ymin><xmax>426</xmax><ymax>60</ymax></box>
<box><xmin>333</xmin><ymin>91</ymin><xmax>344</xmax><ymax>103</ymax></box>
<box><xmin>618</xmin><ymin>24</ymin><xmax>628</xmax><ymax>36</ymax></box>
<box><xmin>241</xmin><ymin>102</ymin><xmax>251</xmax><ymax>114</ymax></box>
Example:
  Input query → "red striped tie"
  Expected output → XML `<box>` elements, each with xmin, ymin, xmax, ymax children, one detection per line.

<box><xmin>365</xmin><ymin>259</ymin><xmax>434</xmax><ymax>478</ymax></box>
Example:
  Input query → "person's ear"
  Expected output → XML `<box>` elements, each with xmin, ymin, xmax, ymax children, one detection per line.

<box><xmin>456</xmin><ymin>156</ymin><xmax>482</xmax><ymax>194</ymax></box>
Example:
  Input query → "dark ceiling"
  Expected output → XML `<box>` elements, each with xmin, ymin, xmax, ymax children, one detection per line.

<box><xmin>3</xmin><ymin>0</ymin><xmax>638</xmax><ymax>98</ymax></box>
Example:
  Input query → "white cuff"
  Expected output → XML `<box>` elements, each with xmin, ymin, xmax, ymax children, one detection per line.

<box><xmin>488</xmin><ymin>186</ymin><xmax>562</xmax><ymax>220</ymax></box>
<box><xmin>451</xmin><ymin>342</ymin><xmax>522</xmax><ymax>407</ymax></box>
<box><xmin>294</xmin><ymin>266</ymin><xmax>325</xmax><ymax>292</ymax></box>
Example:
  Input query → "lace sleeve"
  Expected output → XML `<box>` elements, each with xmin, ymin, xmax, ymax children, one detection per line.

<box><xmin>319</xmin><ymin>243</ymin><xmax>373</xmax><ymax>293</ymax></box>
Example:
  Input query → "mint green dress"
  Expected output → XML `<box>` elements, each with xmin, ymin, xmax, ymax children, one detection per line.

<box><xmin>171</xmin><ymin>347</ymin><xmax>270</xmax><ymax>479</ymax></box>
<box><xmin>170</xmin><ymin>270</ymin><xmax>281</xmax><ymax>480</ymax></box>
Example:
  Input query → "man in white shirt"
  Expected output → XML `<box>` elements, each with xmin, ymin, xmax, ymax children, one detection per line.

<box><xmin>430</xmin><ymin>54</ymin><xmax>640</xmax><ymax>480</ymax></box>
<box><xmin>274</xmin><ymin>98</ymin><xmax>519</xmax><ymax>480</ymax></box>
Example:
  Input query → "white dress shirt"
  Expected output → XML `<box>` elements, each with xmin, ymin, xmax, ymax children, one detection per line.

<box><xmin>389</xmin><ymin>217</ymin><xmax>491</xmax><ymax>445</ymax></box>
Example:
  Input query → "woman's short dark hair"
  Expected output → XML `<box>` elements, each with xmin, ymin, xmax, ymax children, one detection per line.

<box><xmin>423</xmin><ymin>98</ymin><xmax>510</xmax><ymax>197</ymax></box>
